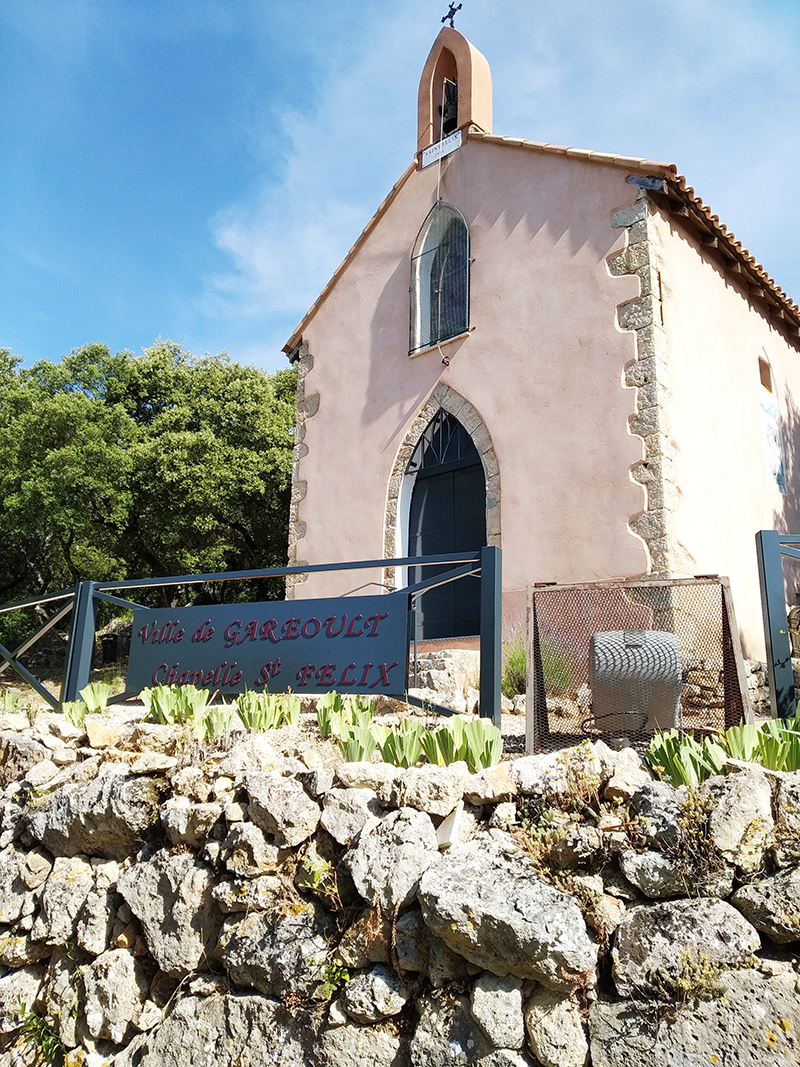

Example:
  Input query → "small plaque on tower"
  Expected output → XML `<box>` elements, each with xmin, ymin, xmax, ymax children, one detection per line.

<box><xmin>421</xmin><ymin>128</ymin><xmax>462</xmax><ymax>168</ymax></box>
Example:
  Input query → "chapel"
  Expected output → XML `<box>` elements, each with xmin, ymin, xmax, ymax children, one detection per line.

<box><xmin>282</xmin><ymin>25</ymin><xmax>800</xmax><ymax>660</ymax></box>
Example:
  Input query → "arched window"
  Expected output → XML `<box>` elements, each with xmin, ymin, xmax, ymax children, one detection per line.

<box><xmin>410</xmin><ymin>202</ymin><xmax>469</xmax><ymax>354</ymax></box>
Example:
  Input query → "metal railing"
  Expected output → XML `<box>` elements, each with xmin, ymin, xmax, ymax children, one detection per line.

<box><xmin>0</xmin><ymin>548</ymin><xmax>502</xmax><ymax>727</ymax></box>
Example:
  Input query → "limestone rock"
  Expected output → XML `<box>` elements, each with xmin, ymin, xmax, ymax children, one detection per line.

<box><xmin>220</xmin><ymin>822</ymin><xmax>283</xmax><ymax>877</ymax></box>
<box><xmin>463</xmin><ymin>764</ymin><xmax>517</xmax><ymax>804</ymax></box>
<box><xmin>731</xmin><ymin>866</ymin><xmax>800</xmax><ymax>944</ymax></box>
<box><xmin>0</xmin><ymin>928</ymin><xmax>52</xmax><ymax>966</ymax></box>
<box><xmin>41</xmin><ymin>949</ymin><xmax>80</xmax><ymax>1047</ymax></box>
<box><xmin>84</xmin><ymin>719</ymin><xmax>123</xmax><ymax>750</ymax></box>
<box><xmin>160</xmin><ymin>797</ymin><xmax>223</xmax><ymax>849</ymax></box>
<box><xmin>701</xmin><ymin>767</ymin><xmax>774</xmax><ymax>873</ymax></box>
<box><xmin>320</xmin><ymin>788</ymin><xmax>382</xmax><ymax>845</ymax></box>
<box><xmin>76</xmin><ymin>889</ymin><xmax>118</xmax><ymax>955</ymax></box>
<box><xmin>296</xmin><ymin>767</ymin><xmax>335</xmax><ymax>797</ymax></box>
<box><xmin>0</xmin><ymin>963</ymin><xmax>45</xmax><ymax>1034</ymax></box>
<box><xmin>130</xmin><ymin>753</ymin><xmax>178</xmax><ymax>775</ymax></box>
<box><xmin>771</xmin><ymin>770</ymin><xmax>800</xmax><ymax>867</ymax></box>
<box><xmin>27</xmin><ymin>772</ymin><xmax>160</xmax><ymax>860</ymax></box>
<box><xmin>218</xmin><ymin>902</ymin><xmax>331</xmax><ymax>997</ymax></box>
<box><xmin>411</xmin><ymin>993</ymin><xmax>534</xmax><ymax>1066</ymax></box>
<box><xmin>212</xmin><ymin>875</ymin><xmax>282</xmax><ymax>913</ymax></box>
<box><xmin>214</xmin><ymin>734</ymin><xmax>281</xmax><ymax>783</ymax></box>
<box><xmin>31</xmin><ymin>854</ymin><xmax>95</xmax><ymax>944</ymax></box>
<box><xmin>587</xmin><ymin>893</ymin><xmax>627</xmax><ymax>937</ymax></box>
<box><xmin>471</xmin><ymin>973</ymin><xmax>525</xmax><ymax>1049</ymax></box>
<box><xmin>402</xmin><ymin>764</ymin><xmax>467</xmax><ymax>817</ymax></box>
<box><xmin>418</xmin><ymin>833</ymin><xmax>597</xmax><ymax>989</ymax></box>
<box><xmin>0</xmin><ymin>844</ymin><xmax>32</xmax><ymax>924</ymax></box>
<box><xmin>612</xmin><ymin>897</ymin><xmax>761</xmax><ymax>997</ymax></box>
<box><xmin>341</xmin><ymin>963</ymin><xmax>411</xmax><ymax>1022</ymax></box>
<box><xmin>436</xmin><ymin>799</ymin><xmax>480</xmax><ymax>850</ymax></box>
<box><xmin>548</xmin><ymin>825</ymin><xmax>604</xmax><ymax>869</ymax></box>
<box><xmin>311</xmin><ymin>1021</ymin><xmax>405</xmax><ymax>1067</ymax></box>
<box><xmin>25</xmin><ymin>759</ymin><xmax>60</xmax><ymax>788</ymax></box>
<box><xmin>410</xmin><ymin>993</ymin><xmax>492</xmax><ymax>1065</ymax></box>
<box><xmin>394</xmin><ymin>906</ymin><xmax>430</xmax><ymax>973</ymax></box>
<box><xmin>335</xmin><ymin>907</ymin><xmax>391</xmax><ymax>969</ymax></box>
<box><xmin>117</xmin><ymin>849</ymin><xmax>221</xmax><ymax>978</ymax></box>
<box><xmin>328</xmin><ymin>999</ymin><xmax>348</xmax><ymax>1027</ymax></box>
<box><xmin>629</xmin><ymin>781</ymin><xmax>683</xmax><ymax>847</ymax></box>
<box><xmin>246</xmin><ymin>770</ymin><xmax>320</xmax><ymax>846</ymax></box>
<box><xmin>618</xmin><ymin>849</ymin><xmax>690</xmax><ymax>899</ymax></box>
<box><xmin>489</xmin><ymin>802</ymin><xmax>518</xmax><ymax>831</ymax></box>
<box><xmin>20</xmin><ymin>846</ymin><xmax>53</xmax><ymax>890</ymax></box>
<box><xmin>0</xmin><ymin>732</ymin><xmax>49</xmax><ymax>788</ymax></box>
<box><xmin>603</xmin><ymin>748</ymin><xmax>652</xmax><ymax>801</ymax></box>
<box><xmin>524</xmin><ymin>989</ymin><xmax>589</xmax><ymax>1067</ymax></box>
<box><xmin>589</xmin><ymin>969</ymin><xmax>800</xmax><ymax>1066</ymax></box>
<box><xmin>170</xmin><ymin>765</ymin><xmax>213</xmax><ymax>802</ymax></box>
<box><xmin>0</xmin><ymin>799</ymin><xmax>24</xmax><ymax>848</ymax></box>
<box><xmin>335</xmin><ymin>762</ymin><xmax>405</xmax><ymax>806</ymax></box>
<box><xmin>112</xmin><ymin>993</ymin><xmax>306</xmax><ymax>1067</ymax></box>
<box><xmin>343</xmin><ymin>807</ymin><xmax>439</xmax><ymax>913</ymax></box>
<box><xmin>81</xmin><ymin>948</ymin><xmax>153</xmax><ymax>1045</ymax></box>
<box><xmin>508</xmin><ymin>745</ymin><xmax>600</xmax><ymax>797</ymax></box>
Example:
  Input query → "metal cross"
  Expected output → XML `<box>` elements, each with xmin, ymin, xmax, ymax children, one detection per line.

<box><xmin>441</xmin><ymin>3</ymin><xmax>462</xmax><ymax>28</ymax></box>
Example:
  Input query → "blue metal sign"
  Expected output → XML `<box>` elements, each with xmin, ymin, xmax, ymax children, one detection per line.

<box><xmin>126</xmin><ymin>592</ymin><xmax>408</xmax><ymax>695</ymax></box>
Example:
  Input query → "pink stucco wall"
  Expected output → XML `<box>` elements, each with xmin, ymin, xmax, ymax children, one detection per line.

<box><xmin>292</xmin><ymin>137</ymin><xmax>648</xmax><ymax>612</ymax></box>
<box><xmin>651</xmin><ymin>208</ymin><xmax>800</xmax><ymax>658</ymax></box>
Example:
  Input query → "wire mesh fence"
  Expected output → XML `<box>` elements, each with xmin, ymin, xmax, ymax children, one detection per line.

<box><xmin>526</xmin><ymin>576</ymin><xmax>751</xmax><ymax>753</ymax></box>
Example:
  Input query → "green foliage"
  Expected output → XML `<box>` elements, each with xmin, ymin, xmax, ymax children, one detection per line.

<box><xmin>336</xmin><ymin>723</ymin><xmax>376</xmax><ymax>762</ymax></box>
<box><xmin>232</xmin><ymin>690</ymin><xmax>299</xmax><ymax>732</ymax></box>
<box><xmin>61</xmin><ymin>700</ymin><xmax>87</xmax><ymax>727</ymax></box>
<box><xmin>282</xmin><ymin>692</ymin><xmax>301</xmax><ymax>728</ymax></box>
<box><xmin>0</xmin><ymin>690</ymin><xmax>23</xmax><ymax>714</ymax></box>
<box><xmin>0</xmin><ymin>343</ymin><xmax>296</xmax><ymax>628</ymax></box>
<box><xmin>421</xmin><ymin>716</ymin><xmax>467</xmax><ymax>766</ymax></box>
<box><xmin>17</xmin><ymin>1002</ymin><xmax>66</xmax><ymax>1065</ymax></box>
<box><xmin>723</xmin><ymin>722</ymin><xmax>761</xmax><ymax>763</ymax></box>
<box><xmin>344</xmin><ymin>695</ymin><xmax>374</xmax><ymax>731</ymax></box>
<box><xmin>420</xmin><ymin>715</ymin><xmax>503</xmax><ymax>772</ymax></box>
<box><xmin>316</xmin><ymin>692</ymin><xmax>376</xmax><ymax>760</ymax></box>
<box><xmin>371</xmin><ymin>719</ymin><xmax>425</xmax><ymax>768</ymax></box>
<box><xmin>79</xmin><ymin>681</ymin><xmax>111</xmax><ymax>714</ymax></box>
<box><xmin>317</xmin><ymin>957</ymin><xmax>350</xmax><ymax>1000</ymax></box>
<box><xmin>649</xmin><ymin>950</ymin><xmax>728</xmax><ymax>1004</ymax></box>
<box><xmin>462</xmin><ymin>717</ymin><xmax>503</xmax><ymax>773</ymax></box>
<box><xmin>316</xmin><ymin>691</ymin><xmax>345</xmax><ymax>739</ymax></box>
<box><xmin>140</xmin><ymin>683</ymin><xmax>210</xmax><ymax>725</ymax></box>
<box><xmin>646</xmin><ymin>729</ymin><xmax>727</xmax><ymax>788</ymax></box>
<box><xmin>193</xmin><ymin>705</ymin><xmax>234</xmax><ymax>742</ymax></box>
<box><xmin>649</xmin><ymin>713</ymin><xmax>800</xmax><ymax>787</ymax></box>
<box><xmin>298</xmin><ymin>854</ymin><xmax>340</xmax><ymax>907</ymax></box>
<box><xmin>501</xmin><ymin>631</ymin><xmax>526</xmax><ymax>698</ymax></box>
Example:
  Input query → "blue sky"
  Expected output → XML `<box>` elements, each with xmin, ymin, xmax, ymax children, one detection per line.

<box><xmin>1</xmin><ymin>0</ymin><xmax>798</xmax><ymax>374</ymax></box>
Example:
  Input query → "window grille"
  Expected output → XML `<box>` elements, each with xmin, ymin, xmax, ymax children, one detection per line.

<box><xmin>406</xmin><ymin>409</ymin><xmax>478</xmax><ymax>474</ymax></box>
<box><xmin>410</xmin><ymin>202</ymin><xmax>469</xmax><ymax>353</ymax></box>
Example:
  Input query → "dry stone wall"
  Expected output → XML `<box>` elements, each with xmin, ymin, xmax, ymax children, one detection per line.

<box><xmin>1</xmin><ymin>711</ymin><xmax>800</xmax><ymax>1066</ymax></box>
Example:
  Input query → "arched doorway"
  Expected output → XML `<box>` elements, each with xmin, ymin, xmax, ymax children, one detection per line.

<box><xmin>407</xmin><ymin>409</ymin><xmax>487</xmax><ymax>640</ymax></box>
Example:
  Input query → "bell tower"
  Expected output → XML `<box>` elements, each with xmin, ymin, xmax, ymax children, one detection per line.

<box><xmin>416</xmin><ymin>26</ymin><xmax>492</xmax><ymax>154</ymax></box>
